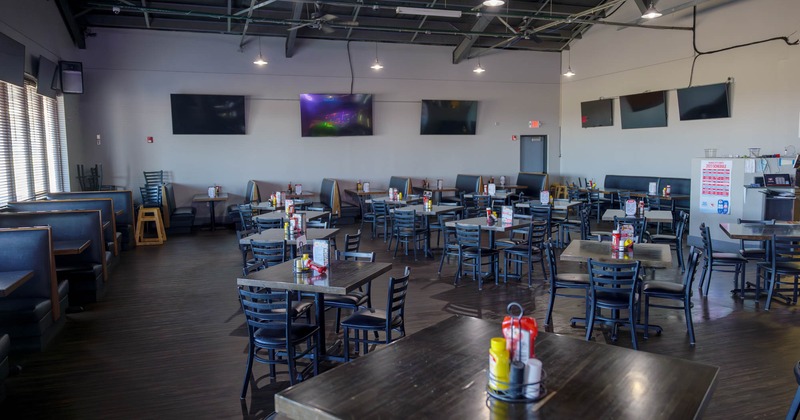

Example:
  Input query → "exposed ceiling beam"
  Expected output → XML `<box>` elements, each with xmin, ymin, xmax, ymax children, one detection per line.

<box><xmin>234</xmin><ymin>0</ymin><xmax>282</xmax><ymax>16</ymax></box>
<box><xmin>141</xmin><ymin>0</ymin><xmax>152</xmax><ymax>28</ymax></box>
<box><xmin>620</xmin><ymin>0</ymin><xmax>718</xmax><ymax>28</ymax></box>
<box><xmin>451</xmin><ymin>14</ymin><xmax>493</xmax><ymax>64</ymax></box>
<box><xmin>632</xmin><ymin>0</ymin><xmax>650</xmax><ymax>15</ymax></box>
<box><xmin>285</xmin><ymin>2</ymin><xmax>304</xmax><ymax>57</ymax></box>
<box><xmin>238</xmin><ymin>0</ymin><xmax>258</xmax><ymax>50</ymax></box>
<box><xmin>227</xmin><ymin>0</ymin><xmax>232</xmax><ymax>32</ymax></box>
<box><xmin>55</xmin><ymin>0</ymin><xmax>87</xmax><ymax>49</ymax></box>
<box><xmin>345</xmin><ymin>5</ymin><xmax>362</xmax><ymax>39</ymax></box>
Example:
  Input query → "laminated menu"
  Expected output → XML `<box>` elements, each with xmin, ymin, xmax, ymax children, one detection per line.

<box><xmin>313</xmin><ymin>240</ymin><xmax>330</xmax><ymax>267</ymax></box>
<box><xmin>619</xmin><ymin>223</ymin><xmax>636</xmax><ymax>243</ymax></box>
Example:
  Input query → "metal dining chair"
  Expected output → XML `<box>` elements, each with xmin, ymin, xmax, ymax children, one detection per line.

<box><xmin>643</xmin><ymin>247</ymin><xmax>702</xmax><ymax>346</ymax></box>
<box><xmin>585</xmin><ymin>259</ymin><xmax>642</xmax><ymax>350</ymax></box>
<box><xmin>543</xmin><ymin>240</ymin><xmax>589</xmax><ymax>328</ymax></box>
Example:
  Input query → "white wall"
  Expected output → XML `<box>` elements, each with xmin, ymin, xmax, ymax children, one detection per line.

<box><xmin>560</xmin><ymin>0</ymin><xmax>800</xmax><ymax>186</ymax></box>
<box><xmin>72</xmin><ymin>28</ymin><xmax>562</xmax><ymax>209</ymax></box>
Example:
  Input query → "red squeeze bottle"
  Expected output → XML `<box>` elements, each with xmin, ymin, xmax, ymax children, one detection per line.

<box><xmin>502</xmin><ymin>315</ymin><xmax>538</xmax><ymax>361</ymax></box>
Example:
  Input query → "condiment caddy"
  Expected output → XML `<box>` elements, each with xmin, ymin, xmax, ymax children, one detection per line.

<box><xmin>486</xmin><ymin>302</ymin><xmax>546</xmax><ymax>403</ymax></box>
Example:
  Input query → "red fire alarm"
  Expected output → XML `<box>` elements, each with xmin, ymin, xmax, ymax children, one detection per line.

<box><xmin>146</xmin><ymin>136</ymin><xmax>154</xmax><ymax>143</ymax></box>
<box><xmin>529</xmin><ymin>120</ymin><xmax>541</xmax><ymax>128</ymax></box>
<box><xmin>511</xmin><ymin>135</ymin><xmax>518</xmax><ymax>141</ymax></box>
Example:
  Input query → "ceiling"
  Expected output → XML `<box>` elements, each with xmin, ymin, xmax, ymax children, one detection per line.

<box><xmin>55</xmin><ymin>0</ymin><xmax>687</xmax><ymax>62</ymax></box>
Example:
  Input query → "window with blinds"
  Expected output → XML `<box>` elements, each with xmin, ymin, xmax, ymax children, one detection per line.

<box><xmin>0</xmin><ymin>77</ymin><xmax>69</xmax><ymax>207</ymax></box>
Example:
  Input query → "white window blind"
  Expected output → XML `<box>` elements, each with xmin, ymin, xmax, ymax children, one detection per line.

<box><xmin>0</xmin><ymin>77</ymin><xmax>69</xmax><ymax>207</ymax></box>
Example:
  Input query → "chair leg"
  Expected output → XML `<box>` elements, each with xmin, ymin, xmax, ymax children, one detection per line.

<box><xmin>643</xmin><ymin>295</ymin><xmax>650</xmax><ymax>340</ymax></box>
<box><xmin>240</xmin><ymin>345</ymin><xmax>255</xmax><ymax>399</ymax></box>
<box><xmin>685</xmin><ymin>300</ymin><xmax>696</xmax><ymax>346</ymax></box>
<box><xmin>629</xmin><ymin>309</ymin><xmax>638</xmax><ymax>350</ymax></box>
<box><xmin>787</xmin><ymin>386</ymin><xmax>800</xmax><ymax>420</ymax></box>
<box><xmin>343</xmin><ymin>326</ymin><xmax>351</xmax><ymax>362</ymax></box>
<box><xmin>362</xmin><ymin>330</ymin><xmax>369</xmax><ymax>355</ymax></box>
<box><xmin>698</xmin><ymin>259</ymin><xmax>709</xmax><ymax>295</ymax></box>
<box><xmin>703</xmin><ymin>265</ymin><xmax>713</xmax><ymax>296</ymax></box>
<box><xmin>335</xmin><ymin>308</ymin><xmax>342</xmax><ymax>334</ymax></box>
<box><xmin>766</xmin><ymin>272</ymin><xmax>778</xmax><ymax>311</ymax></box>
<box><xmin>585</xmin><ymin>301</ymin><xmax>596</xmax><ymax>342</ymax></box>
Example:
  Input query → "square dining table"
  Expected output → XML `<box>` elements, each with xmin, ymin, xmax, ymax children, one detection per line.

<box><xmin>560</xmin><ymin>240</ymin><xmax>672</xmax><ymax>268</ymax></box>
<box><xmin>0</xmin><ymin>270</ymin><xmax>33</xmax><ymax>297</ymax></box>
<box><xmin>719</xmin><ymin>221</ymin><xmax>800</xmax><ymax>240</ymax></box>
<box><xmin>602</xmin><ymin>209</ymin><xmax>674</xmax><ymax>223</ymax></box>
<box><xmin>239</xmin><ymin>228</ymin><xmax>339</xmax><ymax>258</ymax></box>
<box><xmin>274</xmin><ymin>316</ymin><xmax>718</xmax><ymax>419</ymax></box>
<box><xmin>391</xmin><ymin>204</ymin><xmax>464</xmax><ymax>256</ymax></box>
<box><xmin>445</xmin><ymin>216</ymin><xmax>531</xmax><ymax>248</ymax></box>
<box><xmin>237</xmin><ymin>259</ymin><xmax>392</xmax><ymax>359</ymax></box>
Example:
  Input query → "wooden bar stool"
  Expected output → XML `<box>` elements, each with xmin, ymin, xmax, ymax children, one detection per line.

<box><xmin>552</xmin><ymin>184</ymin><xmax>568</xmax><ymax>199</ymax></box>
<box><xmin>136</xmin><ymin>186</ymin><xmax>167</xmax><ymax>246</ymax></box>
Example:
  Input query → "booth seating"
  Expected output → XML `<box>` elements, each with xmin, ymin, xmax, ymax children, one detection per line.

<box><xmin>0</xmin><ymin>333</ymin><xmax>9</xmax><ymax>401</ymax></box>
<box><xmin>8</xmin><ymin>198</ymin><xmax>119</xmax><ymax>257</ymax></box>
<box><xmin>515</xmin><ymin>172</ymin><xmax>549</xmax><ymax>199</ymax></box>
<box><xmin>441</xmin><ymin>174</ymin><xmax>483</xmax><ymax>204</ymax></box>
<box><xmin>659</xmin><ymin>177</ymin><xmax>691</xmax><ymax>211</ymax></box>
<box><xmin>309</xmin><ymin>178</ymin><xmax>359</xmax><ymax>225</ymax></box>
<box><xmin>603</xmin><ymin>175</ymin><xmax>691</xmax><ymax>210</ymax></box>
<box><xmin>162</xmin><ymin>183</ymin><xmax>196</xmax><ymax>234</ymax></box>
<box><xmin>47</xmin><ymin>190</ymin><xmax>134</xmax><ymax>251</ymax></box>
<box><xmin>0</xmin><ymin>227</ymin><xmax>65</xmax><ymax>352</ymax></box>
<box><xmin>389</xmin><ymin>176</ymin><xmax>413</xmax><ymax>197</ymax></box>
<box><xmin>0</xmin><ymin>211</ymin><xmax>108</xmax><ymax>306</ymax></box>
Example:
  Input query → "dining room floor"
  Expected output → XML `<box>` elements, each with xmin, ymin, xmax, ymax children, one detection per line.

<box><xmin>1</xmin><ymin>221</ymin><xmax>799</xmax><ymax>419</ymax></box>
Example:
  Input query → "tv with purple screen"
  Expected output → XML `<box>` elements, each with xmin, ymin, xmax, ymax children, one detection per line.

<box><xmin>299</xmin><ymin>94</ymin><xmax>373</xmax><ymax>137</ymax></box>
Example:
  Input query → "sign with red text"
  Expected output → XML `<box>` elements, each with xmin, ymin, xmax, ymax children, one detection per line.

<box><xmin>699</xmin><ymin>160</ymin><xmax>732</xmax><ymax>214</ymax></box>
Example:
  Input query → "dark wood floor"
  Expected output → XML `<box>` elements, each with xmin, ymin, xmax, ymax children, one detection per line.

<box><xmin>2</xmin><ymin>221</ymin><xmax>799</xmax><ymax>419</ymax></box>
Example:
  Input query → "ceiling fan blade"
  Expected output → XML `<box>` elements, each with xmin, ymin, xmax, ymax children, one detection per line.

<box><xmin>321</xmin><ymin>24</ymin><xmax>336</xmax><ymax>34</ymax></box>
<box><xmin>488</xmin><ymin>36</ymin><xmax>519</xmax><ymax>50</ymax></box>
<box><xmin>338</xmin><ymin>20</ymin><xmax>359</xmax><ymax>27</ymax></box>
<box><xmin>320</xmin><ymin>14</ymin><xmax>337</xmax><ymax>22</ymax></box>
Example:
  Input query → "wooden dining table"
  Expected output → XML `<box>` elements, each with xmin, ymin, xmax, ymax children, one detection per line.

<box><xmin>252</xmin><ymin>210</ymin><xmax>330</xmax><ymax>223</ymax></box>
<box><xmin>560</xmin><ymin>240</ymin><xmax>672</xmax><ymax>268</ymax></box>
<box><xmin>237</xmin><ymin>259</ymin><xmax>392</xmax><ymax>359</ymax></box>
<box><xmin>719</xmin><ymin>221</ymin><xmax>800</xmax><ymax>240</ymax></box>
<box><xmin>53</xmin><ymin>239</ymin><xmax>92</xmax><ymax>255</ymax></box>
<box><xmin>0</xmin><ymin>270</ymin><xmax>33</xmax><ymax>297</ymax></box>
<box><xmin>602</xmin><ymin>209</ymin><xmax>674</xmax><ymax>223</ymax></box>
<box><xmin>274</xmin><ymin>316</ymin><xmax>718</xmax><ymax>419</ymax></box>
<box><xmin>445</xmin><ymin>216</ymin><xmax>531</xmax><ymax>249</ymax></box>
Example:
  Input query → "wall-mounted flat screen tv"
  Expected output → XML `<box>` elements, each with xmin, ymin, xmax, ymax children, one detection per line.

<box><xmin>580</xmin><ymin>99</ymin><xmax>613</xmax><ymax>128</ymax></box>
<box><xmin>0</xmin><ymin>32</ymin><xmax>25</xmax><ymax>87</ymax></box>
<box><xmin>420</xmin><ymin>100</ymin><xmax>478</xmax><ymax>135</ymax></box>
<box><xmin>620</xmin><ymin>91</ymin><xmax>667</xmax><ymax>129</ymax></box>
<box><xmin>171</xmin><ymin>94</ymin><xmax>246</xmax><ymax>135</ymax></box>
<box><xmin>299</xmin><ymin>94</ymin><xmax>373</xmax><ymax>137</ymax></box>
<box><xmin>677</xmin><ymin>83</ymin><xmax>731</xmax><ymax>121</ymax></box>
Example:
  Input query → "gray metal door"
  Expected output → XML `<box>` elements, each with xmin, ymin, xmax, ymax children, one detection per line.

<box><xmin>520</xmin><ymin>135</ymin><xmax>547</xmax><ymax>172</ymax></box>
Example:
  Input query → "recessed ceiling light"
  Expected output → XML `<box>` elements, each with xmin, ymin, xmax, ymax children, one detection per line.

<box><xmin>483</xmin><ymin>0</ymin><xmax>505</xmax><ymax>7</ymax></box>
<box><xmin>642</xmin><ymin>2</ymin><xmax>662</xmax><ymax>19</ymax></box>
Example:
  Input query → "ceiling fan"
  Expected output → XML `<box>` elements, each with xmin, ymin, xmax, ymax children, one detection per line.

<box><xmin>287</xmin><ymin>5</ymin><xmax>358</xmax><ymax>34</ymax></box>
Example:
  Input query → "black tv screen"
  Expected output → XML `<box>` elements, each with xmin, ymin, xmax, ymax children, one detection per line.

<box><xmin>299</xmin><ymin>94</ymin><xmax>373</xmax><ymax>137</ymax></box>
<box><xmin>420</xmin><ymin>100</ymin><xmax>478</xmax><ymax>135</ymax></box>
<box><xmin>581</xmin><ymin>99</ymin><xmax>613</xmax><ymax>128</ymax></box>
<box><xmin>677</xmin><ymin>83</ymin><xmax>731</xmax><ymax>121</ymax></box>
<box><xmin>620</xmin><ymin>91</ymin><xmax>667</xmax><ymax>129</ymax></box>
<box><xmin>170</xmin><ymin>94</ymin><xmax>246</xmax><ymax>135</ymax></box>
<box><xmin>0</xmin><ymin>32</ymin><xmax>24</xmax><ymax>87</ymax></box>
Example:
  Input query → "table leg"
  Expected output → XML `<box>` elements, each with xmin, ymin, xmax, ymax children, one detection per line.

<box><xmin>209</xmin><ymin>201</ymin><xmax>216</xmax><ymax>231</ymax></box>
<box><xmin>315</xmin><ymin>292</ymin><xmax>327</xmax><ymax>355</ymax></box>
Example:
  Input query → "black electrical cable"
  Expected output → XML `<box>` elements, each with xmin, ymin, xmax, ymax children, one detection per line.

<box><xmin>688</xmin><ymin>6</ymin><xmax>798</xmax><ymax>87</ymax></box>
<box><xmin>346</xmin><ymin>40</ymin><xmax>355</xmax><ymax>94</ymax></box>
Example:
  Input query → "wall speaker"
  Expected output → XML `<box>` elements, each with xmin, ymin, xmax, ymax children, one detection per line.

<box><xmin>59</xmin><ymin>61</ymin><xmax>83</xmax><ymax>94</ymax></box>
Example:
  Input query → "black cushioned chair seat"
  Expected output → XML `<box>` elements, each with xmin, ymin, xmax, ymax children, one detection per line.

<box><xmin>325</xmin><ymin>293</ymin><xmax>367</xmax><ymax>306</ymax></box>
<box><xmin>595</xmin><ymin>292</ymin><xmax>639</xmax><ymax>304</ymax></box>
<box><xmin>253</xmin><ymin>324</ymin><xmax>318</xmax><ymax>346</ymax></box>
<box><xmin>341</xmin><ymin>308</ymin><xmax>402</xmax><ymax>329</ymax></box>
<box><xmin>461</xmin><ymin>246</ymin><xmax>499</xmax><ymax>255</ymax></box>
<box><xmin>643</xmin><ymin>281</ymin><xmax>684</xmax><ymax>294</ymax></box>
<box><xmin>0</xmin><ymin>298</ymin><xmax>52</xmax><ymax>323</ymax></box>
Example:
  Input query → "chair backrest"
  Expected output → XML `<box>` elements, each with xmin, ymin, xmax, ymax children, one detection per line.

<box><xmin>587</xmin><ymin>259</ymin><xmax>641</xmax><ymax>303</ymax></box>
<box><xmin>473</xmin><ymin>195</ymin><xmax>491</xmax><ymax>210</ymax></box>
<box><xmin>343</xmin><ymin>230</ymin><xmax>361</xmax><ymax>253</ymax></box>
<box><xmin>238</xmin><ymin>288</ymin><xmax>295</xmax><ymax>338</ymax></box>
<box><xmin>455</xmin><ymin>223</ymin><xmax>482</xmax><ymax>248</ymax></box>
<box><xmin>307</xmin><ymin>219</ymin><xmax>329</xmax><ymax>228</ymax></box>
<box><xmin>614</xmin><ymin>215</ymin><xmax>647</xmax><ymax>243</ymax></box>
<box><xmin>683</xmin><ymin>246</ymin><xmax>702</xmax><ymax>300</ymax></box>
<box><xmin>529</xmin><ymin>204</ymin><xmax>552</xmax><ymax>237</ymax></box>
<box><xmin>140</xmin><ymin>185</ymin><xmax>162</xmax><ymax>208</ymax></box>
<box><xmin>394</xmin><ymin>209</ymin><xmax>419</xmax><ymax>230</ymax></box>
<box><xmin>250</xmin><ymin>240</ymin><xmax>286</xmax><ymax>268</ymax></box>
<box><xmin>577</xmin><ymin>204</ymin><xmax>592</xmax><ymax>240</ymax></box>
<box><xmin>255</xmin><ymin>217</ymin><xmax>283</xmax><ymax>232</ymax></box>
<box><xmin>143</xmin><ymin>170</ymin><xmax>164</xmax><ymax>186</ymax></box>
<box><xmin>770</xmin><ymin>235</ymin><xmax>800</xmax><ymax>266</ymax></box>
<box><xmin>389</xmin><ymin>176</ymin><xmax>412</xmax><ymax>197</ymax></box>
<box><xmin>238</xmin><ymin>204</ymin><xmax>255</xmax><ymax>231</ymax></box>
<box><xmin>335</xmin><ymin>250</ymin><xmax>375</xmax><ymax>262</ymax></box>
<box><xmin>673</xmin><ymin>211</ymin><xmax>689</xmax><ymax>244</ymax></box>
<box><xmin>699</xmin><ymin>223</ymin><xmax>713</xmax><ymax>256</ymax></box>
<box><xmin>372</xmin><ymin>200</ymin><xmax>389</xmax><ymax>217</ymax></box>
<box><xmin>385</xmin><ymin>267</ymin><xmax>411</xmax><ymax>334</ymax></box>
<box><xmin>544</xmin><ymin>240</ymin><xmax>558</xmax><ymax>280</ymax></box>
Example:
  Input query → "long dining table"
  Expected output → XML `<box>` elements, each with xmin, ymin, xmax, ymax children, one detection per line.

<box><xmin>237</xmin><ymin>259</ymin><xmax>392</xmax><ymax>360</ymax></box>
<box><xmin>274</xmin><ymin>316</ymin><xmax>719</xmax><ymax>419</ymax></box>
<box><xmin>719</xmin><ymin>221</ymin><xmax>800</xmax><ymax>240</ymax></box>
